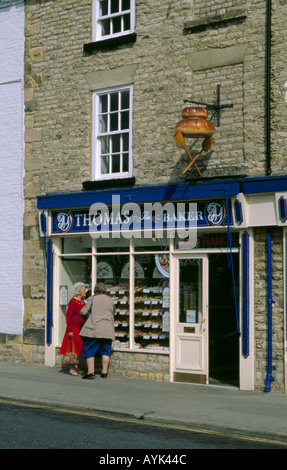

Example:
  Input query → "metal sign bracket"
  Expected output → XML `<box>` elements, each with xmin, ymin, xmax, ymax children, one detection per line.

<box><xmin>184</xmin><ymin>84</ymin><xmax>233</xmax><ymax>127</ymax></box>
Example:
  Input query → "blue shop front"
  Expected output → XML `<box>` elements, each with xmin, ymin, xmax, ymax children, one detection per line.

<box><xmin>37</xmin><ymin>176</ymin><xmax>287</xmax><ymax>391</ymax></box>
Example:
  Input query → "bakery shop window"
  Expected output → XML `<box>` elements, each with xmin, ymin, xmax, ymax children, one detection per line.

<box><xmin>93</xmin><ymin>85</ymin><xmax>133</xmax><ymax>181</ymax></box>
<box><xmin>56</xmin><ymin>235</ymin><xmax>170</xmax><ymax>352</ymax></box>
<box><xmin>133</xmin><ymin>255</ymin><xmax>170</xmax><ymax>351</ymax></box>
<box><xmin>97</xmin><ymin>255</ymin><xmax>130</xmax><ymax>349</ymax></box>
<box><xmin>94</xmin><ymin>237</ymin><xmax>170</xmax><ymax>352</ymax></box>
<box><xmin>93</xmin><ymin>0</ymin><xmax>135</xmax><ymax>42</ymax></box>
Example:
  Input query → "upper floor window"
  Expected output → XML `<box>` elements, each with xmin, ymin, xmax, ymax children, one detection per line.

<box><xmin>93</xmin><ymin>85</ymin><xmax>133</xmax><ymax>180</ymax></box>
<box><xmin>93</xmin><ymin>0</ymin><xmax>135</xmax><ymax>42</ymax></box>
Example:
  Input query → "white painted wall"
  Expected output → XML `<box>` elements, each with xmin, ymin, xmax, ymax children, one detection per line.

<box><xmin>0</xmin><ymin>1</ymin><xmax>24</xmax><ymax>334</ymax></box>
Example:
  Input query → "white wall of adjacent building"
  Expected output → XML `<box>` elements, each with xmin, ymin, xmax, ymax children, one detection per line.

<box><xmin>0</xmin><ymin>1</ymin><xmax>25</xmax><ymax>334</ymax></box>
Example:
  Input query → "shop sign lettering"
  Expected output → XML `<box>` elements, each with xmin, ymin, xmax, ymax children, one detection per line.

<box><xmin>51</xmin><ymin>197</ymin><xmax>231</xmax><ymax>236</ymax></box>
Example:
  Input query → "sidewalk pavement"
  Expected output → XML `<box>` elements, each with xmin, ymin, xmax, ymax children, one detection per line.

<box><xmin>1</xmin><ymin>362</ymin><xmax>287</xmax><ymax>442</ymax></box>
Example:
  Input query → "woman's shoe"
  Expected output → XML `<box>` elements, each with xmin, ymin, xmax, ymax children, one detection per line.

<box><xmin>69</xmin><ymin>369</ymin><xmax>78</xmax><ymax>376</ymax></box>
<box><xmin>101</xmin><ymin>373</ymin><xmax>108</xmax><ymax>379</ymax></box>
<box><xmin>82</xmin><ymin>372</ymin><xmax>95</xmax><ymax>379</ymax></box>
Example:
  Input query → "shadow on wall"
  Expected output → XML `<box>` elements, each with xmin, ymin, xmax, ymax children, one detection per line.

<box><xmin>169</xmin><ymin>138</ymin><xmax>213</xmax><ymax>182</ymax></box>
<box><xmin>169</xmin><ymin>141</ymin><xmax>248</xmax><ymax>182</ymax></box>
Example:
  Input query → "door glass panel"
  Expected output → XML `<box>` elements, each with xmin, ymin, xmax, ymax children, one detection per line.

<box><xmin>179</xmin><ymin>259</ymin><xmax>202</xmax><ymax>324</ymax></box>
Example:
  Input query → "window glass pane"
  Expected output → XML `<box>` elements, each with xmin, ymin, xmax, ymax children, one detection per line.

<box><xmin>97</xmin><ymin>237</ymin><xmax>130</xmax><ymax>253</ymax></box>
<box><xmin>121</xmin><ymin>90</ymin><xmax>129</xmax><ymax>110</ymax></box>
<box><xmin>99</xmin><ymin>0</ymin><xmax>108</xmax><ymax>16</ymax></box>
<box><xmin>101</xmin><ymin>155</ymin><xmax>109</xmax><ymax>173</ymax></box>
<box><xmin>111</xmin><ymin>134</ymin><xmax>120</xmax><ymax>153</ymax></box>
<box><xmin>99</xmin><ymin>114</ymin><xmax>108</xmax><ymax>133</ymax></box>
<box><xmin>112</xmin><ymin>154</ymin><xmax>120</xmax><ymax>173</ymax></box>
<box><xmin>122</xmin><ymin>0</ymin><xmax>130</xmax><ymax>11</ymax></box>
<box><xmin>134</xmin><ymin>235</ymin><xmax>169</xmax><ymax>252</ymax></box>
<box><xmin>120</xmin><ymin>110</ymin><xmax>129</xmax><ymax>130</ymax></box>
<box><xmin>60</xmin><ymin>258</ymin><xmax>91</xmax><ymax>290</ymax></box>
<box><xmin>134</xmin><ymin>255</ymin><xmax>170</xmax><ymax>350</ymax></box>
<box><xmin>111</xmin><ymin>0</ymin><xmax>119</xmax><ymax>14</ymax></box>
<box><xmin>110</xmin><ymin>93</ymin><xmax>119</xmax><ymax>111</ymax></box>
<box><xmin>122</xmin><ymin>153</ymin><xmax>129</xmax><ymax>172</ymax></box>
<box><xmin>99</xmin><ymin>95</ymin><xmax>108</xmax><ymax>114</ymax></box>
<box><xmin>59</xmin><ymin>256</ymin><xmax>92</xmax><ymax>343</ymax></box>
<box><xmin>101</xmin><ymin>18</ymin><xmax>110</xmax><ymax>36</ymax></box>
<box><xmin>112</xmin><ymin>16</ymin><xmax>121</xmax><ymax>34</ymax></box>
<box><xmin>100</xmin><ymin>135</ymin><xmax>109</xmax><ymax>154</ymax></box>
<box><xmin>122</xmin><ymin>133</ymin><xmax>129</xmax><ymax>152</ymax></box>
<box><xmin>110</xmin><ymin>112</ymin><xmax>118</xmax><ymax>131</ymax></box>
<box><xmin>97</xmin><ymin>255</ymin><xmax>130</xmax><ymax>349</ymax></box>
<box><xmin>179</xmin><ymin>259</ymin><xmax>202</xmax><ymax>324</ymax></box>
<box><xmin>123</xmin><ymin>14</ymin><xmax>130</xmax><ymax>31</ymax></box>
<box><xmin>61</xmin><ymin>237</ymin><xmax>92</xmax><ymax>254</ymax></box>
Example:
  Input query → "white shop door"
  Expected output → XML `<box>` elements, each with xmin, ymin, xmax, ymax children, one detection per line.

<box><xmin>174</xmin><ymin>255</ymin><xmax>209</xmax><ymax>384</ymax></box>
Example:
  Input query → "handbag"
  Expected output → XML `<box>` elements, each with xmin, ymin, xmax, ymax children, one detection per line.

<box><xmin>62</xmin><ymin>337</ymin><xmax>79</xmax><ymax>366</ymax></box>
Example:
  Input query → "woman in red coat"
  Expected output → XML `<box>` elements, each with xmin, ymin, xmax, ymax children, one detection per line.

<box><xmin>60</xmin><ymin>282</ymin><xmax>87</xmax><ymax>376</ymax></box>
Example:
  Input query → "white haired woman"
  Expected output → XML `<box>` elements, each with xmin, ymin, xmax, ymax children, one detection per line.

<box><xmin>60</xmin><ymin>282</ymin><xmax>87</xmax><ymax>376</ymax></box>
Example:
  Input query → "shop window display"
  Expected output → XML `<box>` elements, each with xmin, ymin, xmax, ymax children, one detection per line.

<box><xmin>95</xmin><ymin>252</ymin><xmax>169</xmax><ymax>351</ymax></box>
<box><xmin>133</xmin><ymin>255</ymin><xmax>170</xmax><ymax>351</ymax></box>
<box><xmin>57</xmin><ymin>236</ymin><xmax>170</xmax><ymax>352</ymax></box>
<box><xmin>97</xmin><ymin>255</ymin><xmax>130</xmax><ymax>349</ymax></box>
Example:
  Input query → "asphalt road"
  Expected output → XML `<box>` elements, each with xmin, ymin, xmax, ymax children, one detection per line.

<box><xmin>0</xmin><ymin>401</ymin><xmax>286</xmax><ymax>451</ymax></box>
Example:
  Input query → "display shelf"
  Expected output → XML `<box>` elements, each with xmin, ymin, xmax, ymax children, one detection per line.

<box><xmin>133</xmin><ymin>285</ymin><xmax>169</xmax><ymax>350</ymax></box>
<box><xmin>107</xmin><ymin>285</ymin><xmax>130</xmax><ymax>349</ymax></box>
<box><xmin>107</xmin><ymin>283</ymin><xmax>169</xmax><ymax>351</ymax></box>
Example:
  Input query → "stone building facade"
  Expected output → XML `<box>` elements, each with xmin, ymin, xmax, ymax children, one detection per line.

<box><xmin>1</xmin><ymin>0</ymin><xmax>287</xmax><ymax>393</ymax></box>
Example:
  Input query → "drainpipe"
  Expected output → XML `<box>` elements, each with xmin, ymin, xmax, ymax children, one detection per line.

<box><xmin>264</xmin><ymin>230</ymin><xmax>275</xmax><ymax>392</ymax></box>
<box><xmin>266</xmin><ymin>0</ymin><xmax>272</xmax><ymax>176</ymax></box>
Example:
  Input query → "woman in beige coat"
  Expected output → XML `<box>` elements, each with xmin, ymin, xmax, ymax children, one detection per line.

<box><xmin>80</xmin><ymin>283</ymin><xmax>115</xmax><ymax>380</ymax></box>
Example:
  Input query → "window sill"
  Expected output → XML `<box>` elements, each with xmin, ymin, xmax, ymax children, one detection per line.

<box><xmin>112</xmin><ymin>347</ymin><xmax>170</xmax><ymax>354</ymax></box>
<box><xmin>84</xmin><ymin>33</ymin><xmax>137</xmax><ymax>54</ymax></box>
<box><xmin>82</xmin><ymin>177</ymin><xmax>136</xmax><ymax>191</ymax></box>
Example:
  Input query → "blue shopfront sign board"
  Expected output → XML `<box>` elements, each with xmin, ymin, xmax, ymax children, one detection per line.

<box><xmin>51</xmin><ymin>199</ymin><xmax>232</xmax><ymax>235</ymax></box>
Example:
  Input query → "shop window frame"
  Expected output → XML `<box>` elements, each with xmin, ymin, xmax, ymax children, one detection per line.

<box><xmin>56</xmin><ymin>235</ymin><xmax>170</xmax><ymax>353</ymax></box>
<box><xmin>94</xmin><ymin>236</ymin><xmax>170</xmax><ymax>352</ymax></box>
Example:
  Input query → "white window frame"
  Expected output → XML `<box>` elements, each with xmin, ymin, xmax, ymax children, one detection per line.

<box><xmin>93</xmin><ymin>0</ymin><xmax>135</xmax><ymax>42</ymax></box>
<box><xmin>92</xmin><ymin>84</ymin><xmax>133</xmax><ymax>181</ymax></box>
